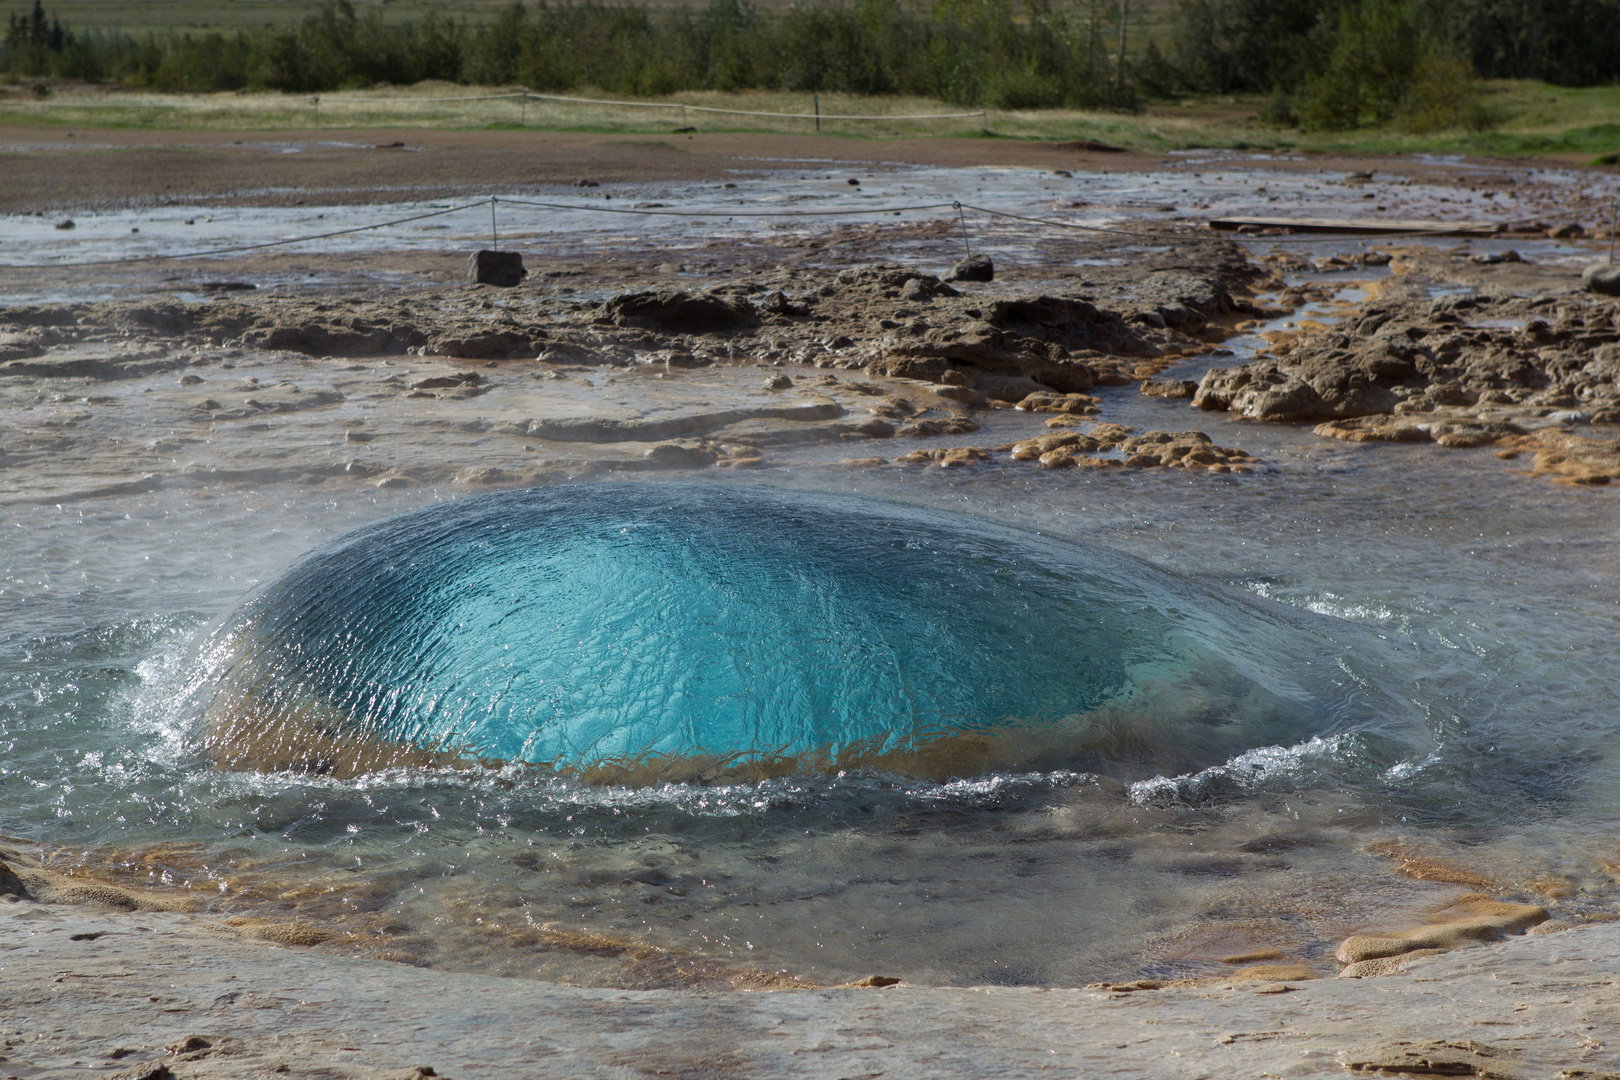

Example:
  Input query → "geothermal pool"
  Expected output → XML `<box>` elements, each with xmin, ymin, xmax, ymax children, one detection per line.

<box><xmin>4</xmin><ymin>451</ymin><xmax>1618</xmax><ymax>987</ymax></box>
<box><xmin>2</xmin><ymin>155</ymin><xmax>1618</xmax><ymax>989</ymax></box>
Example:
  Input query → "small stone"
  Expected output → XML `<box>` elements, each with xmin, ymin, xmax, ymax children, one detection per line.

<box><xmin>844</xmin><ymin>419</ymin><xmax>895</xmax><ymax>439</ymax></box>
<box><xmin>1526</xmin><ymin>919</ymin><xmax>1577</xmax><ymax>935</ymax></box>
<box><xmin>466</xmin><ymin>250</ymin><xmax>527</xmax><ymax>287</ymax></box>
<box><xmin>179</xmin><ymin>374</ymin><xmax>204</xmax><ymax>386</ymax></box>
<box><xmin>1017</xmin><ymin>390</ymin><xmax>1099</xmax><ymax>414</ymax></box>
<box><xmin>55</xmin><ymin>219</ymin><xmax>74</xmax><ymax>230</ymax></box>
<box><xmin>111</xmin><ymin>1062</ymin><xmax>173</xmax><ymax>1080</ymax></box>
<box><xmin>1139</xmin><ymin>379</ymin><xmax>1199</xmax><ymax>399</ymax></box>
<box><xmin>1547</xmin><ymin>222</ymin><xmax>1585</xmax><ymax>239</ymax></box>
<box><xmin>1341</xmin><ymin>1038</ymin><xmax>1515</xmax><ymax>1077</ymax></box>
<box><xmin>842</xmin><ymin>974</ymin><xmax>900</xmax><ymax>987</ymax></box>
<box><xmin>644</xmin><ymin>443</ymin><xmax>718</xmax><ymax>468</ymax></box>
<box><xmin>763</xmin><ymin>373</ymin><xmax>793</xmax><ymax>390</ymax></box>
<box><xmin>895</xmin><ymin>416</ymin><xmax>977</xmax><ymax>437</ymax></box>
<box><xmin>1231</xmin><ymin>963</ymin><xmax>1315</xmax><ymax>982</ymax></box>
<box><xmin>897</xmin><ymin>446</ymin><xmax>990</xmax><ymax>467</ymax></box>
<box><xmin>1011</xmin><ymin>432</ymin><xmax>1099</xmax><ymax>460</ymax></box>
<box><xmin>410</xmin><ymin>372</ymin><xmax>482</xmax><ymax>391</ymax></box>
<box><xmin>945</xmin><ymin>254</ymin><xmax>994</xmax><ymax>283</ymax></box>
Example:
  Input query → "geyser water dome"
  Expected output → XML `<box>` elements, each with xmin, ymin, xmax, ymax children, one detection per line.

<box><xmin>192</xmin><ymin>483</ymin><xmax>1367</xmax><ymax>783</ymax></box>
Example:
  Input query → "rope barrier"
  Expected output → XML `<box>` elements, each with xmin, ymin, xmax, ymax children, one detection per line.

<box><xmin>510</xmin><ymin>91</ymin><xmax>985</xmax><ymax>121</ymax></box>
<box><xmin>1</xmin><ymin>189</ymin><xmax>1523</xmax><ymax>269</ymax></box>
<box><xmin>953</xmin><ymin>202</ymin><xmax>1482</xmax><ymax>244</ymax></box>
<box><xmin>495</xmin><ymin>196</ymin><xmax>962</xmax><ymax>219</ymax></box>
<box><xmin>4</xmin><ymin>199</ymin><xmax>491</xmax><ymax>268</ymax></box>
<box><xmin>0</xmin><ymin>89</ymin><xmax>984</xmax><ymax>122</ymax></box>
<box><xmin>1222</xmin><ymin>228</ymin><xmax>1508</xmax><ymax>244</ymax></box>
<box><xmin>955</xmin><ymin>202</ymin><xmax>1165</xmax><ymax>239</ymax></box>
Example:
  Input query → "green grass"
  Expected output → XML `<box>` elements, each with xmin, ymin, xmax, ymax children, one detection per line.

<box><xmin>0</xmin><ymin>79</ymin><xmax>1615</xmax><ymax>162</ymax></box>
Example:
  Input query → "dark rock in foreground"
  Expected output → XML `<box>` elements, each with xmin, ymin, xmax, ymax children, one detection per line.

<box><xmin>604</xmin><ymin>290</ymin><xmax>760</xmax><ymax>331</ymax></box>
<box><xmin>946</xmin><ymin>254</ymin><xmax>994</xmax><ymax>282</ymax></box>
<box><xmin>1584</xmin><ymin>262</ymin><xmax>1620</xmax><ymax>296</ymax></box>
<box><xmin>467</xmin><ymin>250</ymin><xmax>527</xmax><ymax>287</ymax></box>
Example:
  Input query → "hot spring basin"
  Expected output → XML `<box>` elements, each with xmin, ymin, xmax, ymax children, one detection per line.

<box><xmin>193</xmin><ymin>483</ymin><xmax>1357</xmax><ymax>783</ymax></box>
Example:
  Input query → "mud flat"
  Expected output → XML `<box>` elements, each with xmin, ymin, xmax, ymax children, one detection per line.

<box><xmin>3</xmin><ymin>134</ymin><xmax>1620</xmax><ymax>1078</ymax></box>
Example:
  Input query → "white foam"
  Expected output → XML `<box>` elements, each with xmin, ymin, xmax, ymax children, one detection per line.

<box><xmin>1127</xmin><ymin>734</ymin><xmax>1360</xmax><ymax>804</ymax></box>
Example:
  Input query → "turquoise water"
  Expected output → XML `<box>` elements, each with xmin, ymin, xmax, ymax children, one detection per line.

<box><xmin>193</xmin><ymin>484</ymin><xmax>1379</xmax><ymax>780</ymax></box>
<box><xmin>3</xmin><ymin>457</ymin><xmax>1619</xmax><ymax>986</ymax></box>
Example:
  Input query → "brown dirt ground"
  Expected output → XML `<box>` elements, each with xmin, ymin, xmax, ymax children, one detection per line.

<box><xmin>0</xmin><ymin>125</ymin><xmax>1536</xmax><ymax>214</ymax></box>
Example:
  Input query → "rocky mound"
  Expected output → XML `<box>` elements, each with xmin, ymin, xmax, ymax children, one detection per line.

<box><xmin>1194</xmin><ymin>292</ymin><xmax>1620</xmax><ymax>427</ymax></box>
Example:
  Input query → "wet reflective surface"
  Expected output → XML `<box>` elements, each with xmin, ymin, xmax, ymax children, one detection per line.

<box><xmin>194</xmin><ymin>483</ymin><xmax>1381</xmax><ymax>781</ymax></box>
<box><xmin>4</xmin><ymin>447</ymin><xmax>1618</xmax><ymax>987</ymax></box>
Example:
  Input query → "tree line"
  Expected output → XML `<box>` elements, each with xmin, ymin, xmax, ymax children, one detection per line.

<box><xmin>1166</xmin><ymin>0</ymin><xmax>1620</xmax><ymax>130</ymax></box>
<box><xmin>3</xmin><ymin>0</ymin><xmax>1618</xmax><ymax>129</ymax></box>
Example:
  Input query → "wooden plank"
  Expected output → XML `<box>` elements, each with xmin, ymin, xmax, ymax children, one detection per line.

<box><xmin>1208</xmin><ymin>216</ymin><xmax>1501</xmax><ymax>237</ymax></box>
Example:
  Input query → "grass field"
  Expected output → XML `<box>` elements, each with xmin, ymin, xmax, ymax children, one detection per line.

<box><xmin>0</xmin><ymin>79</ymin><xmax>1616</xmax><ymax>162</ymax></box>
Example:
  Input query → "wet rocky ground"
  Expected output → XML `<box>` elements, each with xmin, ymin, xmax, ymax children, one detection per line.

<box><xmin>0</xmin><ymin>227</ymin><xmax>1276</xmax><ymax>505</ymax></box>
<box><xmin>4</xmin><ymin>143</ymin><xmax>1620</xmax><ymax>1078</ymax></box>
<box><xmin>1195</xmin><ymin>244</ymin><xmax>1620</xmax><ymax>486</ymax></box>
<box><xmin>5</xmin><ymin>218</ymin><xmax>1616</xmax><ymax>507</ymax></box>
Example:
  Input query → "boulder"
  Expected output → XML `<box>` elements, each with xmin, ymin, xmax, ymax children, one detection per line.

<box><xmin>467</xmin><ymin>250</ymin><xmax>527</xmax><ymax>287</ymax></box>
<box><xmin>986</xmin><ymin>296</ymin><xmax>1151</xmax><ymax>357</ymax></box>
<box><xmin>426</xmin><ymin>330</ymin><xmax>537</xmax><ymax>359</ymax></box>
<box><xmin>604</xmin><ymin>290</ymin><xmax>759</xmax><ymax>331</ymax></box>
<box><xmin>946</xmin><ymin>254</ymin><xmax>994</xmax><ymax>283</ymax></box>
<box><xmin>1582</xmin><ymin>262</ymin><xmax>1620</xmax><ymax>296</ymax></box>
<box><xmin>865</xmin><ymin>356</ymin><xmax>955</xmax><ymax>382</ymax></box>
<box><xmin>834</xmin><ymin>265</ymin><xmax>958</xmax><ymax>297</ymax></box>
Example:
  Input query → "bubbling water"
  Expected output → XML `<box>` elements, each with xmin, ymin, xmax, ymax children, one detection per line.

<box><xmin>189</xmin><ymin>483</ymin><xmax>1378</xmax><ymax>785</ymax></box>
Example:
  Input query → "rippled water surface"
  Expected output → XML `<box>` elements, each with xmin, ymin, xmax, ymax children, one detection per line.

<box><xmin>5</xmin><ymin>446</ymin><xmax>1618</xmax><ymax>986</ymax></box>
